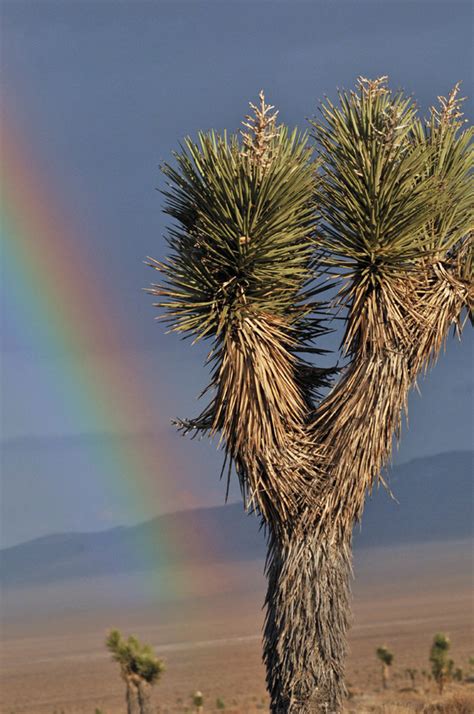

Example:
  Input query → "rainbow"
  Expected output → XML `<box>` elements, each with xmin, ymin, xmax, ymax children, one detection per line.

<box><xmin>1</xmin><ymin>111</ymin><xmax>211</xmax><ymax>599</ymax></box>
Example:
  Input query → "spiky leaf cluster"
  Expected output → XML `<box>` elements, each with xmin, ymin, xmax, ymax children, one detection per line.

<box><xmin>313</xmin><ymin>77</ymin><xmax>436</xmax><ymax>278</ymax></box>
<box><xmin>149</xmin><ymin>125</ymin><xmax>324</xmax><ymax>350</ymax></box>
<box><xmin>413</xmin><ymin>83</ymin><xmax>473</xmax><ymax>256</ymax></box>
<box><xmin>106</xmin><ymin>629</ymin><xmax>165</xmax><ymax>685</ymax></box>
<box><xmin>376</xmin><ymin>646</ymin><xmax>394</xmax><ymax>666</ymax></box>
<box><xmin>312</xmin><ymin>76</ymin><xmax>473</xmax><ymax>357</ymax></box>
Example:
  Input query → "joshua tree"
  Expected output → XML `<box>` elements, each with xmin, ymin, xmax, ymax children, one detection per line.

<box><xmin>376</xmin><ymin>646</ymin><xmax>394</xmax><ymax>689</ymax></box>
<box><xmin>405</xmin><ymin>668</ymin><xmax>418</xmax><ymax>689</ymax></box>
<box><xmin>453</xmin><ymin>667</ymin><xmax>464</xmax><ymax>682</ymax></box>
<box><xmin>148</xmin><ymin>79</ymin><xmax>473</xmax><ymax>712</ymax></box>
<box><xmin>430</xmin><ymin>633</ymin><xmax>454</xmax><ymax>694</ymax></box>
<box><xmin>106</xmin><ymin>629</ymin><xmax>165</xmax><ymax>714</ymax></box>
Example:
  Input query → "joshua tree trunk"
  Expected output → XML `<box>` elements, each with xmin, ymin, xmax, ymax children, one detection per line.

<box><xmin>137</xmin><ymin>680</ymin><xmax>153</xmax><ymax>714</ymax></box>
<box><xmin>381</xmin><ymin>664</ymin><xmax>389</xmax><ymax>690</ymax></box>
<box><xmin>263</xmin><ymin>526</ymin><xmax>352</xmax><ymax>713</ymax></box>
<box><xmin>126</xmin><ymin>679</ymin><xmax>140</xmax><ymax>714</ymax></box>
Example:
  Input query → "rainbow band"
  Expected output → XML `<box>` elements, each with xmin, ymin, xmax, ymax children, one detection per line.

<box><xmin>1</xmin><ymin>112</ymin><xmax>205</xmax><ymax>596</ymax></box>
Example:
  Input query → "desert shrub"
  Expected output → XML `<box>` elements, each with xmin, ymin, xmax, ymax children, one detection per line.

<box><xmin>422</xmin><ymin>692</ymin><xmax>474</xmax><ymax>714</ymax></box>
<box><xmin>192</xmin><ymin>691</ymin><xmax>204</xmax><ymax>712</ymax></box>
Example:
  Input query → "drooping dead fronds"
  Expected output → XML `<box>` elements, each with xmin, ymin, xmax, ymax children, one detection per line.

<box><xmin>409</xmin><ymin>249</ymin><xmax>473</xmax><ymax>376</ymax></box>
<box><xmin>311</xmin><ymin>278</ymin><xmax>413</xmax><ymax>536</ymax></box>
<box><xmin>177</xmin><ymin>311</ymin><xmax>321</xmax><ymax>523</ymax></box>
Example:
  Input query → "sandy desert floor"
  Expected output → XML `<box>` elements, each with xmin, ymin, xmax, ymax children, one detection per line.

<box><xmin>1</xmin><ymin>541</ymin><xmax>473</xmax><ymax>713</ymax></box>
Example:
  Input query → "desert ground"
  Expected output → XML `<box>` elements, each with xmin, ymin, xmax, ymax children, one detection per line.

<box><xmin>1</xmin><ymin>540</ymin><xmax>473</xmax><ymax>713</ymax></box>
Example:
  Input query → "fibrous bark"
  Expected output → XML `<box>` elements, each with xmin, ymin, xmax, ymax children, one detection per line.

<box><xmin>264</xmin><ymin>528</ymin><xmax>351</xmax><ymax>713</ymax></box>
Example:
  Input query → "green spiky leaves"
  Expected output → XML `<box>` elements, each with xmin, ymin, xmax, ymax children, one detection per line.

<box><xmin>414</xmin><ymin>83</ymin><xmax>474</xmax><ymax>256</ymax></box>
<box><xmin>311</xmin><ymin>77</ymin><xmax>473</xmax><ymax>357</ymax></box>
<box><xmin>313</xmin><ymin>78</ymin><xmax>430</xmax><ymax>278</ymax></box>
<box><xmin>106</xmin><ymin>629</ymin><xmax>165</xmax><ymax>685</ymax></box>
<box><xmin>376</xmin><ymin>646</ymin><xmax>394</xmax><ymax>667</ymax></box>
<box><xmin>149</xmin><ymin>121</ymin><xmax>322</xmax><ymax>348</ymax></box>
<box><xmin>312</xmin><ymin>77</ymin><xmax>473</xmax><ymax>278</ymax></box>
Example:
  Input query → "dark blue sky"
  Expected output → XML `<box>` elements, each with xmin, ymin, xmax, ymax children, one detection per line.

<box><xmin>1</xmin><ymin>1</ymin><xmax>472</xmax><ymax>545</ymax></box>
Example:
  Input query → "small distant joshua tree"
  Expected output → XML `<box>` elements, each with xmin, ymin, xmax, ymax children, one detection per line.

<box><xmin>106</xmin><ymin>629</ymin><xmax>165</xmax><ymax>714</ymax></box>
<box><xmin>405</xmin><ymin>667</ymin><xmax>418</xmax><ymax>689</ymax></box>
<box><xmin>192</xmin><ymin>690</ymin><xmax>204</xmax><ymax>712</ymax></box>
<box><xmin>376</xmin><ymin>646</ymin><xmax>394</xmax><ymax>689</ymax></box>
<box><xmin>149</xmin><ymin>78</ymin><xmax>473</xmax><ymax>712</ymax></box>
<box><xmin>430</xmin><ymin>633</ymin><xmax>454</xmax><ymax>694</ymax></box>
<box><xmin>453</xmin><ymin>667</ymin><xmax>464</xmax><ymax>682</ymax></box>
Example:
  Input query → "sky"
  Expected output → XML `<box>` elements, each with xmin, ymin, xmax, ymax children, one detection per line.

<box><xmin>1</xmin><ymin>0</ymin><xmax>473</xmax><ymax>546</ymax></box>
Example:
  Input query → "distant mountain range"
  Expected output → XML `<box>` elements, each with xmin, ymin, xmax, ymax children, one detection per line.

<box><xmin>1</xmin><ymin>451</ymin><xmax>472</xmax><ymax>587</ymax></box>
